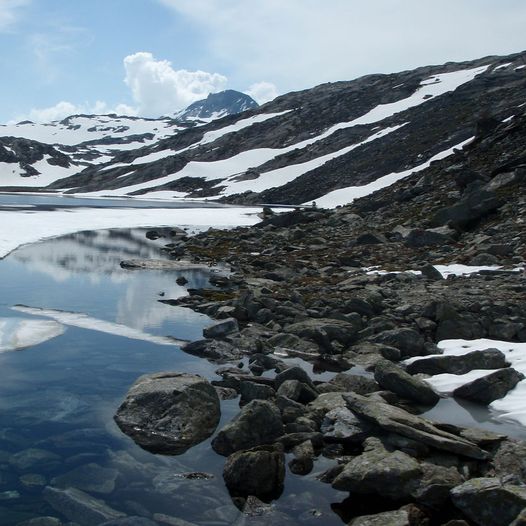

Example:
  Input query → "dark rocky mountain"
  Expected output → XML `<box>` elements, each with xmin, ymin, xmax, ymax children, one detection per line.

<box><xmin>175</xmin><ymin>89</ymin><xmax>259</xmax><ymax>121</ymax></box>
<box><xmin>1</xmin><ymin>51</ymin><xmax>526</xmax><ymax>208</ymax></box>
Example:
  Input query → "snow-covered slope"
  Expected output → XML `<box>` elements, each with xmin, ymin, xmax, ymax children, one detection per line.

<box><xmin>1</xmin><ymin>53</ymin><xmax>525</xmax><ymax>206</ymax></box>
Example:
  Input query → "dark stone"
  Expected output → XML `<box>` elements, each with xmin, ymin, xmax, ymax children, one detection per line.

<box><xmin>114</xmin><ymin>372</ymin><xmax>220</xmax><ymax>454</ymax></box>
<box><xmin>212</xmin><ymin>400</ymin><xmax>283</xmax><ymax>456</ymax></box>
<box><xmin>240</xmin><ymin>381</ymin><xmax>276</xmax><ymax>404</ymax></box>
<box><xmin>406</xmin><ymin>349</ymin><xmax>509</xmax><ymax>376</ymax></box>
<box><xmin>453</xmin><ymin>368</ymin><xmax>524</xmax><ymax>405</ymax></box>
<box><xmin>371</xmin><ymin>328</ymin><xmax>426</xmax><ymax>358</ymax></box>
<box><xmin>203</xmin><ymin>317</ymin><xmax>239</xmax><ymax>338</ymax></box>
<box><xmin>223</xmin><ymin>444</ymin><xmax>285</xmax><ymax>501</ymax></box>
<box><xmin>276</xmin><ymin>380</ymin><xmax>318</xmax><ymax>404</ymax></box>
<box><xmin>374</xmin><ymin>359</ymin><xmax>440</xmax><ymax>406</ymax></box>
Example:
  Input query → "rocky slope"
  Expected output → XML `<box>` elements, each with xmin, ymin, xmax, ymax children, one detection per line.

<box><xmin>24</xmin><ymin>50</ymin><xmax>526</xmax><ymax>205</ymax></box>
<box><xmin>111</xmin><ymin>106</ymin><xmax>526</xmax><ymax>524</ymax></box>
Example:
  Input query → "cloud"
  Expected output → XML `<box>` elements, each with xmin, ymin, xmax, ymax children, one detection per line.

<box><xmin>20</xmin><ymin>100</ymin><xmax>137</xmax><ymax>123</ymax></box>
<box><xmin>159</xmin><ymin>0</ymin><xmax>526</xmax><ymax>92</ymax></box>
<box><xmin>123</xmin><ymin>51</ymin><xmax>228</xmax><ymax>116</ymax></box>
<box><xmin>0</xmin><ymin>0</ymin><xmax>28</xmax><ymax>32</ymax></box>
<box><xmin>245</xmin><ymin>82</ymin><xmax>279</xmax><ymax>105</ymax></box>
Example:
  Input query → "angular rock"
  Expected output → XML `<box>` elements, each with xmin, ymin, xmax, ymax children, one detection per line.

<box><xmin>371</xmin><ymin>328</ymin><xmax>426</xmax><ymax>358</ymax></box>
<box><xmin>332</xmin><ymin>438</ymin><xmax>422</xmax><ymax>499</ymax></box>
<box><xmin>239</xmin><ymin>381</ymin><xmax>276</xmax><ymax>404</ymax></box>
<box><xmin>453</xmin><ymin>368</ymin><xmax>524</xmax><ymax>405</ymax></box>
<box><xmin>451</xmin><ymin>477</ymin><xmax>526</xmax><ymax>526</ymax></box>
<box><xmin>43</xmin><ymin>486</ymin><xmax>125</xmax><ymax>526</ymax></box>
<box><xmin>100</xmin><ymin>518</ymin><xmax>158</xmax><ymax>526</ymax></box>
<box><xmin>276</xmin><ymin>380</ymin><xmax>318</xmax><ymax>404</ymax></box>
<box><xmin>348</xmin><ymin>509</ymin><xmax>410</xmax><ymax>526</ymax></box>
<box><xmin>203</xmin><ymin>317</ymin><xmax>239</xmax><ymax>338</ymax></box>
<box><xmin>328</xmin><ymin>373</ymin><xmax>380</xmax><ymax>395</ymax></box>
<box><xmin>223</xmin><ymin>444</ymin><xmax>285</xmax><ymax>500</ymax></box>
<box><xmin>406</xmin><ymin>349</ymin><xmax>509</xmax><ymax>376</ymax></box>
<box><xmin>321</xmin><ymin>407</ymin><xmax>374</xmax><ymax>443</ymax></box>
<box><xmin>284</xmin><ymin>318</ymin><xmax>361</xmax><ymax>346</ymax></box>
<box><xmin>212</xmin><ymin>400</ymin><xmax>283</xmax><ymax>456</ymax></box>
<box><xmin>410</xmin><ymin>462</ymin><xmax>463</xmax><ymax>509</ymax></box>
<box><xmin>344</xmin><ymin>393</ymin><xmax>488</xmax><ymax>459</ymax></box>
<box><xmin>405</xmin><ymin>228</ymin><xmax>453</xmax><ymax>247</ymax></box>
<box><xmin>374</xmin><ymin>359</ymin><xmax>439</xmax><ymax>405</ymax></box>
<box><xmin>114</xmin><ymin>372</ymin><xmax>220</xmax><ymax>454</ymax></box>
<box><xmin>182</xmin><ymin>339</ymin><xmax>245</xmax><ymax>362</ymax></box>
<box><xmin>275</xmin><ymin>366</ymin><xmax>316</xmax><ymax>390</ymax></box>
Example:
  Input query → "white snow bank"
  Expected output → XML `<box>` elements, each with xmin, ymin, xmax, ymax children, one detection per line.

<box><xmin>364</xmin><ymin>263</ymin><xmax>522</xmax><ymax>278</ymax></box>
<box><xmin>12</xmin><ymin>305</ymin><xmax>184</xmax><ymax>346</ymax></box>
<box><xmin>407</xmin><ymin>338</ymin><xmax>526</xmax><ymax>426</ymax></box>
<box><xmin>314</xmin><ymin>137</ymin><xmax>473</xmax><ymax>208</ymax></box>
<box><xmin>0</xmin><ymin>317</ymin><xmax>65</xmax><ymax>352</ymax></box>
<box><xmin>0</xmin><ymin>206</ymin><xmax>262</xmax><ymax>259</ymax></box>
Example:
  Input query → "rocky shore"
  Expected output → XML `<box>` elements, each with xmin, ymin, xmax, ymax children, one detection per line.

<box><xmin>108</xmin><ymin>114</ymin><xmax>526</xmax><ymax>525</ymax></box>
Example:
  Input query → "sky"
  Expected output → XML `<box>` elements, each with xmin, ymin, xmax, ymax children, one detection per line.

<box><xmin>1</xmin><ymin>0</ymin><xmax>526</xmax><ymax>124</ymax></box>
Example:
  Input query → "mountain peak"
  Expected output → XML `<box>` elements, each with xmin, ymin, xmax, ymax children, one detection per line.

<box><xmin>175</xmin><ymin>90</ymin><xmax>258</xmax><ymax>122</ymax></box>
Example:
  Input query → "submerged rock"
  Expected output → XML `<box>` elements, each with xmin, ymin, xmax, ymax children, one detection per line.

<box><xmin>114</xmin><ymin>372</ymin><xmax>220</xmax><ymax>454</ymax></box>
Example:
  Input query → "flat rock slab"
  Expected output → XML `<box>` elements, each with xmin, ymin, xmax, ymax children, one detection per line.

<box><xmin>343</xmin><ymin>393</ymin><xmax>488</xmax><ymax>459</ymax></box>
<box><xmin>43</xmin><ymin>486</ymin><xmax>125</xmax><ymax>526</ymax></box>
<box><xmin>114</xmin><ymin>372</ymin><xmax>220</xmax><ymax>454</ymax></box>
<box><xmin>120</xmin><ymin>259</ymin><xmax>217</xmax><ymax>271</ymax></box>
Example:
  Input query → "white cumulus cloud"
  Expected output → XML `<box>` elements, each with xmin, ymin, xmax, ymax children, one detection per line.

<box><xmin>245</xmin><ymin>82</ymin><xmax>279</xmax><ymax>105</ymax></box>
<box><xmin>123</xmin><ymin>51</ymin><xmax>228</xmax><ymax>116</ymax></box>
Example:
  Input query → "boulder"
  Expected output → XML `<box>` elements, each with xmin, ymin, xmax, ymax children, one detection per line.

<box><xmin>203</xmin><ymin>318</ymin><xmax>239</xmax><ymax>338</ymax></box>
<box><xmin>114</xmin><ymin>372</ymin><xmax>220</xmax><ymax>454</ymax></box>
<box><xmin>239</xmin><ymin>381</ymin><xmax>276</xmax><ymax>404</ymax></box>
<box><xmin>374</xmin><ymin>360</ymin><xmax>440</xmax><ymax>405</ymax></box>
<box><xmin>406</xmin><ymin>349</ymin><xmax>509</xmax><ymax>375</ymax></box>
<box><xmin>332</xmin><ymin>438</ymin><xmax>422</xmax><ymax>499</ymax></box>
<box><xmin>451</xmin><ymin>477</ymin><xmax>526</xmax><ymax>526</ymax></box>
<box><xmin>284</xmin><ymin>318</ymin><xmax>361</xmax><ymax>346</ymax></box>
<box><xmin>405</xmin><ymin>228</ymin><xmax>453</xmax><ymax>247</ymax></box>
<box><xmin>348</xmin><ymin>509</ymin><xmax>410</xmax><ymax>526</ymax></box>
<box><xmin>276</xmin><ymin>380</ymin><xmax>318</xmax><ymax>404</ymax></box>
<box><xmin>275</xmin><ymin>366</ymin><xmax>316</xmax><ymax>390</ymax></box>
<box><xmin>223</xmin><ymin>444</ymin><xmax>285</xmax><ymax>501</ymax></box>
<box><xmin>212</xmin><ymin>400</ymin><xmax>284</xmax><ymax>456</ymax></box>
<box><xmin>370</xmin><ymin>328</ymin><xmax>426</xmax><ymax>358</ymax></box>
<box><xmin>182</xmin><ymin>339</ymin><xmax>245</xmax><ymax>362</ymax></box>
<box><xmin>453</xmin><ymin>368</ymin><xmax>524</xmax><ymax>405</ymax></box>
<box><xmin>321</xmin><ymin>407</ymin><xmax>373</xmax><ymax>443</ymax></box>
<box><xmin>344</xmin><ymin>393</ymin><xmax>488</xmax><ymax>459</ymax></box>
<box><xmin>328</xmin><ymin>373</ymin><xmax>380</xmax><ymax>395</ymax></box>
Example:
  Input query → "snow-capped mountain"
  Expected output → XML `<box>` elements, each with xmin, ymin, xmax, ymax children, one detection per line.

<box><xmin>175</xmin><ymin>90</ymin><xmax>258</xmax><ymax>122</ymax></box>
<box><xmin>1</xmin><ymin>52</ymin><xmax>525</xmax><ymax>206</ymax></box>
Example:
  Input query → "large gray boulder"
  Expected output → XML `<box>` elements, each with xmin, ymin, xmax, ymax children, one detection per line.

<box><xmin>332</xmin><ymin>438</ymin><xmax>422</xmax><ymax>499</ymax></box>
<box><xmin>284</xmin><ymin>317</ymin><xmax>361</xmax><ymax>345</ymax></box>
<box><xmin>451</xmin><ymin>477</ymin><xmax>526</xmax><ymax>526</ymax></box>
<box><xmin>374</xmin><ymin>360</ymin><xmax>439</xmax><ymax>405</ymax></box>
<box><xmin>453</xmin><ymin>368</ymin><xmax>524</xmax><ymax>405</ymax></box>
<box><xmin>212</xmin><ymin>400</ymin><xmax>284</xmax><ymax>456</ymax></box>
<box><xmin>223</xmin><ymin>444</ymin><xmax>285</xmax><ymax>500</ymax></box>
<box><xmin>344</xmin><ymin>393</ymin><xmax>488</xmax><ymax>459</ymax></box>
<box><xmin>370</xmin><ymin>328</ymin><xmax>426</xmax><ymax>358</ymax></box>
<box><xmin>114</xmin><ymin>372</ymin><xmax>220</xmax><ymax>454</ymax></box>
<box><xmin>406</xmin><ymin>349</ymin><xmax>509</xmax><ymax>375</ymax></box>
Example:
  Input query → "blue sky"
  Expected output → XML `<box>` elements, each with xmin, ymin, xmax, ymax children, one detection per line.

<box><xmin>1</xmin><ymin>0</ymin><xmax>526</xmax><ymax>123</ymax></box>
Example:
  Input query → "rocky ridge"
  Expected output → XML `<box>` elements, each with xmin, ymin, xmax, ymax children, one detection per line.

<box><xmin>106</xmin><ymin>108</ymin><xmax>526</xmax><ymax>524</ymax></box>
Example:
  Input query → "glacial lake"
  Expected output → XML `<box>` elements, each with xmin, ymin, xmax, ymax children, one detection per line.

<box><xmin>0</xmin><ymin>194</ymin><xmax>525</xmax><ymax>525</ymax></box>
<box><xmin>0</xmin><ymin>195</ymin><xmax>348</xmax><ymax>525</ymax></box>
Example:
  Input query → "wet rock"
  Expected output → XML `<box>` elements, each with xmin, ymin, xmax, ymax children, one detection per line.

<box><xmin>492</xmin><ymin>440</ymin><xmax>526</xmax><ymax>483</ymax></box>
<box><xmin>406</xmin><ymin>349</ymin><xmax>509</xmax><ymax>376</ymax></box>
<box><xmin>99</xmin><ymin>518</ymin><xmax>158</xmax><ymax>526</ymax></box>
<box><xmin>153</xmin><ymin>513</ymin><xmax>199</xmax><ymax>525</ymax></box>
<box><xmin>9</xmin><ymin>449</ymin><xmax>61</xmax><ymax>471</ymax></box>
<box><xmin>203</xmin><ymin>317</ymin><xmax>239</xmax><ymax>338</ymax></box>
<box><xmin>327</xmin><ymin>373</ymin><xmax>380</xmax><ymax>395</ymax></box>
<box><xmin>223</xmin><ymin>444</ymin><xmax>285</xmax><ymax>501</ymax></box>
<box><xmin>19</xmin><ymin>473</ymin><xmax>47</xmax><ymax>488</ymax></box>
<box><xmin>344</xmin><ymin>393</ymin><xmax>488</xmax><ymax>459</ymax></box>
<box><xmin>374</xmin><ymin>359</ymin><xmax>440</xmax><ymax>405</ymax></box>
<box><xmin>212</xmin><ymin>400</ymin><xmax>283</xmax><ymax>456</ymax></box>
<box><xmin>51</xmin><ymin>463</ymin><xmax>119</xmax><ymax>494</ymax></box>
<box><xmin>410</xmin><ymin>462</ymin><xmax>463</xmax><ymax>509</ymax></box>
<box><xmin>332</xmin><ymin>438</ymin><xmax>422</xmax><ymax>499</ymax></box>
<box><xmin>43</xmin><ymin>486</ymin><xmax>125</xmax><ymax>525</ymax></box>
<box><xmin>275</xmin><ymin>366</ymin><xmax>316</xmax><ymax>390</ymax></box>
<box><xmin>16</xmin><ymin>518</ymin><xmax>62</xmax><ymax>526</ymax></box>
<box><xmin>240</xmin><ymin>381</ymin><xmax>276</xmax><ymax>404</ymax></box>
<box><xmin>182</xmin><ymin>339</ymin><xmax>245</xmax><ymax>362</ymax></box>
<box><xmin>288</xmin><ymin>440</ymin><xmax>315</xmax><ymax>475</ymax></box>
<box><xmin>348</xmin><ymin>509</ymin><xmax>411</xmax><ymax>526</ymax></box>
<box><xmin>453</xmin><ymin>368</ymin><xmax>524</xmax><ymax>405</ymax></box>
<box><xmin>451</xmin><ymin>477</ymin><xmax>526</xmax><ymax>526</ymax></box>
<box><xmin>321</xmin><ymin>407</ymin><xmax>374</xmax><ymax>444</ymax></box>
<box><xmin>114</xmin><ymin>372</ymin><xmax>220</xmax><ymax>454</ymax></box>
<box><xmin>276</xmin><ymin>380</ymin><xmax>318</xmax><ymax>404</ymax></box>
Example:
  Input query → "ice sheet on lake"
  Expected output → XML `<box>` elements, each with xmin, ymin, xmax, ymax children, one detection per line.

<box><xmin>0</xmin><ymin>317</ymin><xmax>65</xmax><ymax>352</ymax></box>
<box><xmin>405</xmin><ymin>338</ymin><xmax>526</xmax><ymax>426</ymax></box>
<box><xmin>0</xmin><ymin>205</ymin><xmax>262</xmax><ymax>259</ymax></box>
<box><xmin>12</xmin><ymin>305</ymin><xmax>186</xmax><ymax>346</ymax></box>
